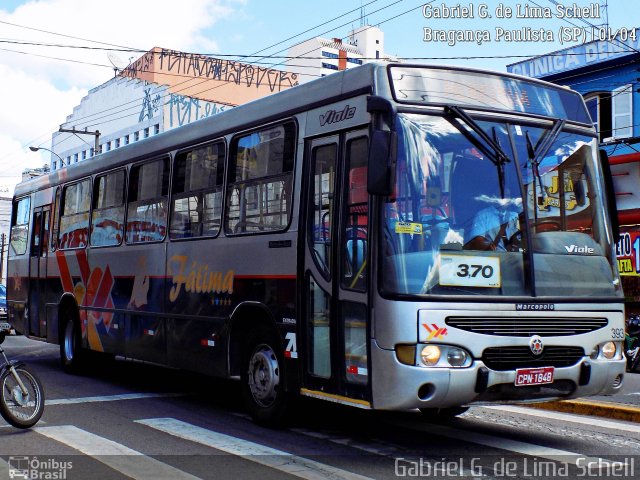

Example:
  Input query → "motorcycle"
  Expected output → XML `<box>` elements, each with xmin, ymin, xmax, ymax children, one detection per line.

<box><xmin>625</xmin><ymin>314</ymin><xmax>640</xmax><ymax>373</ymax></box>
<box><xmin>0</xmin><ymin>322</ymin><xmax>45</xmax><ymax>428</ymax></box>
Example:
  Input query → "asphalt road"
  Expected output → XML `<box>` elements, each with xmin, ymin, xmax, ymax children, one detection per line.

<box><xmin>1</xmin><ymin>335</ymin><xmax>639</xmax><ymax>480</ymax></box>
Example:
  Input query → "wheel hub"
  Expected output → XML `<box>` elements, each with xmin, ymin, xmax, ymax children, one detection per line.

<box><xmin>11</xmin><ymin>386</ymin><xmax>29</xmax><ymax>407</ymax></box>
<box><xmin>248</xmin><ymin>345</ymin><xmax>280</xmax><ymax>407</ymax></box>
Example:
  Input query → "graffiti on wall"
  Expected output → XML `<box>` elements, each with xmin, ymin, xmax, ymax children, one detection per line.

<box><xmin>122</xmin><ymin>51</ymin><xmax>154</xmax><ymax>78</ymax></box>
<box><xmin>165</xmin><ymin>93</ymin><xmax>229</xmax><ymax>128</ymax></box>
<box><xmin>140</xmin><ymin>88</ymin><xmax>163</xmax><ymax>122</ymax></box>
<box><xmin>157</xmin><ymin>49</ymin><xmax>298</xmax><ymax>93</ymax></box>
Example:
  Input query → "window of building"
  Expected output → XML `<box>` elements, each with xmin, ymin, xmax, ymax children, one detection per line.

<box><xmin>59</xmin><ymin>179</ymin><xmax>91</xmax><ymax>249</ymax></box>
<box><xmin>91</xmin><ymin>169</ymin><xmax>126</xmax><ymax>247</ymax></box>
<box><xmin>347</xmin><ymin>57</ymin><xmax>363</xmax><ymax>65</ymax></box>
<box><xmin>225</xmin><ymin>122</ymin><xmax>296</xmax><ymax>234</ymax></box>
<box><xmin>376</xmin><ymin>50</ymin><xmax>379</xmax><ymax>59</ymax></box>
<box><xmin>585</xmin><ymin>92</ymin><xmax>613</xmax><ymax>141</ymax></box>
<box><xmin>134</xmin><ymin>131</ymin><xmax>140</xmax><ymax>142</ymax></box>
<box><xmin>322</xmin><ymin>51</ymin><xmax>339</xmax><ymax>59</ymax></box>
<box><xmin>90</xmin><ymin>148</ymin><xmax>95</xmax><ymax>157</ymax></box>
<box><xmin>124</xmin><ymin>135</ymin><xmax>130</xmax><ymax>145</ymax></box>
<box><xmin>612</xmin><ymin>84</ymin><xmax>633</xmax><ymax>139</ymax></box>
<box><xmin>322</xmin><ymin>62</ymin><xmax>339</xmax><ymax>71</ymax></box>
<box><xmin>115</xmin><ymin>138</ymin><xmax>120</xmax><ymax>149</ymax></box>
<box><xmin>144</xmin><ymin>128</ymin><xmax>150</xmax><ymax>138</ymax></box>
<box><xmin>106</xmin><ymin>142</ymin><xmax>111</xmax><ymax>152</ymax></box>
<box><xmin>9</xmin><ymin>197</ymin><xmax>30</xmax><ymax>256</ymax></box>
<box><xmin>82</xmin><ymin>151</ymin><xmax>87</xmax><ymax>160</ymax></box>
<box><xmin>66</xmin><ymin>156</ymin><xmax>71</xmax><ymax>165</ymax></box>
<box><xmin>126</xmin><ymin>157</ymin><xmax>169</xmax><ymax>243</ymax></box>
<box><xmin>171</xmin><ymin>141</ymin><xmax>225</xmax><ymax>239</ymax></box>
<box><xmin>154</xmin><ymin>124</ymin><xmax>160</xmax><ymax>135</ymax></box>
<box><xmin>74</xmin><ymin>153</ymin><xmax>79</xmax><ymax>163</ymax></box>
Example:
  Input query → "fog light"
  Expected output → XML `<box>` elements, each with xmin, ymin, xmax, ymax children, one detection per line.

<box><xmin>602</xmin><ymin>341</ymin><xmax>616</xmax><ymax>360</ymax></box>
<box><xmin>421</xmin><ymin>345</ymin><xmax>441</xmax><ymax>366</ymax></box>
<box><xmin>447</xmin><ymin>348</ymin><xmax>468</xmax><ymax>367</ymax></box>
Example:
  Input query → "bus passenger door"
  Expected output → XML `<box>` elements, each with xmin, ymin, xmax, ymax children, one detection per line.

<box><xmin>301</xmin><ymin>130</ymin><xmax>370</xmax><ymax>405</ymax></box>
<box><xmin>28</xmin><ymin>206</ymin><xmax>50</xmax><ymax>338</ymax></box>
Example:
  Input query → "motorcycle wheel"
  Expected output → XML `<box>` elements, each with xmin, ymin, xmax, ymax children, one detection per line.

<box><xmin>0</xmin><ymin>365</ymin><xmax>45</xmax><ymax>428</ymax></box>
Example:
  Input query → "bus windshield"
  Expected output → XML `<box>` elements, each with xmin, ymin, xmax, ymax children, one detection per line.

<box><xmin>381</xmin><ymin>112</ymin><xmax>621</xmax><ymax>298</ymax></box>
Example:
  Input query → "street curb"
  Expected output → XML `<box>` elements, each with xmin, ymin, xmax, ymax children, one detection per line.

<box><xmin>529</xmin><ymin>399</ymin><xmax>640</xmax><ymax>423</ymax></box>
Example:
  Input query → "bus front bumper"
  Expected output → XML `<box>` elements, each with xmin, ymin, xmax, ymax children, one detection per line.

<box><xmin>370</xmin><ymin>344</ymin><xmax>626</xmax><ymax>411</ymax></box>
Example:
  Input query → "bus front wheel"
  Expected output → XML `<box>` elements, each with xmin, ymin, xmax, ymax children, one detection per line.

<box><xmin>241</xmin><ymin>327</ymin><xmax>289</xmax><ymax>426</ymax></box>
<box><xmin>60</xmin><ymin>310</ymin><xmax>84</xmax><ymax>373</ymax></box>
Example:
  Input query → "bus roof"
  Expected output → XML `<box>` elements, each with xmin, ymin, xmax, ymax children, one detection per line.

<box><xmin>14</xmin><ymin>62</ymin><xmax>586</xmax><ymax>198</ymax></box>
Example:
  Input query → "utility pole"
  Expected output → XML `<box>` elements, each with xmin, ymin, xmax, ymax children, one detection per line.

<box><xmin>58</xmin><ymin>127</ymin><xmax>101</xmax><ymax>154</ymax></box>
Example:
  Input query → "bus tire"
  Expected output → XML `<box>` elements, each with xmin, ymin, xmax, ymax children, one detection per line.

<box><xmin>241</xmin><ymin>327</ymin><xmax>289</xmax><ymax>426</ymax></box>
<box><xmin>419</xmin><ymin>406</ymin><xmax>469</xmax><ymax>422</ymax></box>
<box><xmin>60</xmin><ymin>310</ymin><xmax>84</xmax><ymax>374</ymax></box>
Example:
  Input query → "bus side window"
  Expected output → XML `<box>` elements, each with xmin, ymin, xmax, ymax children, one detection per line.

<box><xmin>170</xmin><ymin>141</ymin><xmax>225</xmax><ymax>239</ymax></box>
<box><xmin>126</xmin><ymin>157</ymin><xmax>169</xmax><ymax>244</ymax></box>
<box><xmin>51</xmin><ymin>188</ymin><xmax>60</xmax><ymax>251</ymax></box>
<box><xmin>59</xmin><ymin>179</ymin><xmax>91</xmax><ymax>250</ymax></box>
<box><xmin>342</xmin><ymin>137</ymin><xmax>368</xmax><ymax>291</ymax></box>
<box><xmin>91</xmin><ymin>169</ymin><xmax>126</xmax><ymax>247</ymax></box>
<box><xmin>225</xmin><ymin>122</ymin><xmax>296</xmax><ymax>235</ymax></box>
<box><xmin>9</xmin><ymin>197</ymin><xmax>30</xmax><ymax>256</ymax></box>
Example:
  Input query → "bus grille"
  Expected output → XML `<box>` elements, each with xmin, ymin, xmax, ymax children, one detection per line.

<box><xmin>481</xmin><ymin>346</ymin><xmax>585</xmax><ymax>371</ymax></box>
<box><xmin>446</xmin><ymin>317</ymin><xmax>608</xmax><ymax>337</ymax></box>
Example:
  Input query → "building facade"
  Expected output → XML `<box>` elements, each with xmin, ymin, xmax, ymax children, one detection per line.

<box><xmin>286</xmin><ymin>25</ymin><xmax>392</xmax><ymax>83</ymax></box>
<box><xmin>51</xmin><ymin>48</ymin><xmax>299</xmax><ymax>171</ymax></box>
<box><xmin>508</xmin><ymin>28</ymin><xmax>640</xmax><ymax>305</ymax></box>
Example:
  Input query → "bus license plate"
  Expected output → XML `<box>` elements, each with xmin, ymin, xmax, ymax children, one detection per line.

<box><xmin>514</xmin><ymin>367</ymin><xmax>554</xmax><ymax>387</ymax></box>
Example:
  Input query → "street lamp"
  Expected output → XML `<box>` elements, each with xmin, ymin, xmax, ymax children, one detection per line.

<box><xmin>29</xmin><ymin>146</ymin><xmax>65</xmax><ymax>167</ymax></box>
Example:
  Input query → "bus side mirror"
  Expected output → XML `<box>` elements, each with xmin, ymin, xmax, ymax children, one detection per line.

<box><xmin>599</xmin><ymin>149</ymin><xmax>620</xmax><ymax>242</ymax></box>
<box><xmin>367</xmin><ymin>130</ymin><xmax>396</xmax><ymax>196</ymax></box>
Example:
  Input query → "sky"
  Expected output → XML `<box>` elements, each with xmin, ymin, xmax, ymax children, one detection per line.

<box><xmin>0</xmin><ymin>0</ymin><xmax>637</xmax><ymax>193</ymax></box>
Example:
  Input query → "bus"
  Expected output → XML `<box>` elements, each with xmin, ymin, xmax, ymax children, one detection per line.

<box><xmin>7</xmin><ymin>63</ymin><xmax>626</xmax><ymax>424</ymax></box>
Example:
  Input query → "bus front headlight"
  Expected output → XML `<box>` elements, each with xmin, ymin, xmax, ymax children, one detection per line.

<box><xmin>447</xmin><ymin>348</ymin><xmax>469</xmax><ymax>367</ymax></box>
<box><xmin>601</xmin><ymin>341</ymin><xmax>617</xmax><ymax>359</ymax></box>
<box><xmin>591</xmin><ymin>341</ymin><xmax>622</xmax><ymax>360</ymax></box>
<box><xmin>421</xmin><ymin>345</ymin><xmax>441</xmax><ymax>366</ymax></box>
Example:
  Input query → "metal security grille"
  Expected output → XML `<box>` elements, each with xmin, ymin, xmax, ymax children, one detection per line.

<box><xmin>481</xmin><ymin>346</ymin><xmax>585</xmax><ymax>371</ymax></box>
<box><xmin>446</xmin><ymin>317</ymin><xmax>608</xmax><ymax>337</ymax></box>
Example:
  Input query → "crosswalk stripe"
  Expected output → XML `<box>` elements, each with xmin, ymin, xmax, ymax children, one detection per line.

<box><xmin>34</xmin><ymin>425</ymin><xmax>201</xmax><ymax>480</ymax></box>
<box><xmin>483</xmin><ymin>405</ymin><xmax>640</xmax><ymax>434</ymax></box>
<box><xmin>46</xmin><ymin>392</ymin><xmax>184</xmax><ymax>406</ymax></box>
<box><xmin>137</xmin><ymin>417</ymin><xmax>374</xmax><ymax>480</ymax></box>
<box><xmin>390</xmin><ymin>417</ymin><xmax>614</xmax><ymax>466</ymax></box>
<box><xmin>0</xmin><ymin>458</ymin><xmax>9</xmax><ymax>479</ymax></box>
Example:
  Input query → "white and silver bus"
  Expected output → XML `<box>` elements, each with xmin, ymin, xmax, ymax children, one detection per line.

<box><xmin>7</xmin><ymin>63</ymin><xmax>626</xmax><ymax>424</ymax></box>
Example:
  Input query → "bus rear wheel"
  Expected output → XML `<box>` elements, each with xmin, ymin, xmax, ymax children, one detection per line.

<box><xmin>419</xmin><ymin>406</ymin><xmax>469</xmax><ymax>422</ymax></box>
<box><xmin>241</xmin><ymin>327</ymin><xmax>289</xmax><ymax>426</ymax></box>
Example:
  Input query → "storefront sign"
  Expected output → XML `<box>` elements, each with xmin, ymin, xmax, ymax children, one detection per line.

<box><xmin>616</xmin><ymin>230</ymin><xmax>640</xmax><ymax>276</ymax></box>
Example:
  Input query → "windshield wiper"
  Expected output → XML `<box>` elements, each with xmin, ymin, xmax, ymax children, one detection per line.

<box><xmin>525</xmin><ymin>119</ymin><xmax>566</xmax><ymax>209</ymax></box>
<box><xmin>444</xmin><ymin>105</ymin><xmax>511</xmax><ymax>197</ymax></box>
